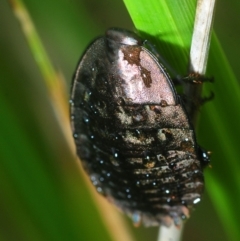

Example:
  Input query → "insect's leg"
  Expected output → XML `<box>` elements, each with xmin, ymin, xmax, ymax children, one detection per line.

<box><xmin>175</xmin><ymin>72</ymin><xmax>214</xmax><ymax>106</ymax></box>
<box><xmin>199</xmin><ymin>91</ymin><xmax>214</xmax><ymax>105</ymax></box>
<box><xmin>180</xmin><ymin>91</ymin><xmax>214</xmax><ymax>108</ymax></box>
<box><xmin>180</xmin><ymin>73</ymin><xmax>214</xmax><ymax>84</ymax></box>
<box><xmin>172</xmin><ymin>73</ymin><xmax>214</xmax><ymax>86</ymax></box>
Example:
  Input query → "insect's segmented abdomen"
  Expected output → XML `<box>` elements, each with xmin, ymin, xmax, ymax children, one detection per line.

<box><xmin>71</xmin><ymin>79</ymin><xmax>203</xmax><ymax>226</ymax></box>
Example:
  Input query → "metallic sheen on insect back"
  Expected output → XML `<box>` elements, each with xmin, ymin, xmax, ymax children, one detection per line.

<box><xmin>70</xmin><ymin>28</ymin><xmax>209</xmax><ymax>227</ymax></box>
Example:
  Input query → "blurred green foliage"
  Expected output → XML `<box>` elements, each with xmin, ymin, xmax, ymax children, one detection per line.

<box><xmin>1</xmin><ymin>0</ymin><xmax>240</xmax><ymax>241</ymax></box>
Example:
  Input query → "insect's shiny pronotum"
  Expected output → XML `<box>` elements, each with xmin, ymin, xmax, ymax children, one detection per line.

<box><xmin>70</xmin><ymin>28</ymin><xmax>210</xmax><ymax>227</ymax></box>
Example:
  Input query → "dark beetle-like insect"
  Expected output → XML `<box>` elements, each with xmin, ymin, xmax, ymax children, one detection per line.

<box><xmin>70</xmin><ymin>28</ymin><xmax>209</xmax><ymax>227</ymax></box>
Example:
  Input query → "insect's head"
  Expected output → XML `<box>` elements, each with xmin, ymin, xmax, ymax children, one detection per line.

<box><xmin>106</xmin><ymin>27</ymin><xmax>142</xmax><ymax>46</ymax></box>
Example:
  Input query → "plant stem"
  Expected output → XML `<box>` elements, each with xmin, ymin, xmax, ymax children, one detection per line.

<box><xmin>184</xmin><ymin>0</ymin><xmax>216</xmax><ymax>123</ymax></box>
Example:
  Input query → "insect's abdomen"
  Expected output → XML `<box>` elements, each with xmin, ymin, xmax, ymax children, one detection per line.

<box><xmin>70</xmin><ymin>29</ymin><xmax>205</xmax><ymax>226</ymax></box>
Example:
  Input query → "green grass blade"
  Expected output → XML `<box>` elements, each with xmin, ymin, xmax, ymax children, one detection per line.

<box><xmin>123</xmin><ymin>0</ymin><xmax>197</xmax><ymax>73</ymax></box>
